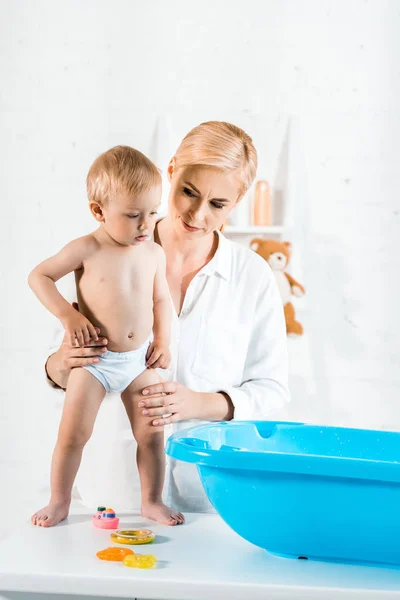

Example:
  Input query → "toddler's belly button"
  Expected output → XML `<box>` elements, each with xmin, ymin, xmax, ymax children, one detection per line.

<box><xmin>128</xmin><ymin>332</ymin><xmax>134</xmax><ymax>339</ymax></box>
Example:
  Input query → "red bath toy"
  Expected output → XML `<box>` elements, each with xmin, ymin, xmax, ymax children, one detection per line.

<box><xmin>92</xmin><ymin>506</ymin><xmax>120</xmax><ymax>529</ymax></box>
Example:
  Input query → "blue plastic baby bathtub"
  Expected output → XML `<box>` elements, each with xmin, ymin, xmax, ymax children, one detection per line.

<box><xmin>166</xmin><ymin>421</ymin><xmax>400</xmax><ymax>565</ymax></box>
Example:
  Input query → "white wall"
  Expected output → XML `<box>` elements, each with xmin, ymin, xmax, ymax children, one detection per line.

<box><xmin>1</xmin><ymin>0</ymin><xmax>399</xmax><ymax>514</ymax></box>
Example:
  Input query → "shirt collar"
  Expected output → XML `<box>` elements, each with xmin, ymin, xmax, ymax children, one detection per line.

<box><xmin>201</xmin><ymin>229</ymin><xmax>232</xmax><ymax>281</ymax></box>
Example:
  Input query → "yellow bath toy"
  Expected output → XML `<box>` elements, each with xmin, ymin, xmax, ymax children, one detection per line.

<box><xmin>123</xmin><ymin>553</ymin><xmax>157</xmax><ymax>569</ymax></box>
<box><xmin>110</xmin><ymin>528</ymin><xmax>155</xmax><ymax>545</ymax></box>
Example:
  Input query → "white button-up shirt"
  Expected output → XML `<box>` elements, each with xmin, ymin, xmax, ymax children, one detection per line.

<box><xmin>47</xmin><ymin>230</ymin><xmax>290</xmax><ymax>512</ymax></box>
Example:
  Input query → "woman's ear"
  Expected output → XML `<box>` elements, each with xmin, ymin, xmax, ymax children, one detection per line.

<box><xmin>167</xmin><ymin>157</ymin><xmax>176</xmax><ymax>182</ymax></box>
<box><xmin>89</xmin><ymin>202</ymin><xmax>105</xmax><ymax>222</ymax></box>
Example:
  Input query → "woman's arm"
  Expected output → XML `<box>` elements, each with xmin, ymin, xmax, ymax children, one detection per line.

<box><xmin>194</xmin><ymin>391</ymin><xmax>234</xmax><ymax>421</ymax></box>
<box><xmin>138</xmin><ymin>268</ymin><xmax>288</xmax><ymax>426</ymax></box>
<box><xmin>138</xmin><ymin>381</ymin><xmax>234</xmax><ymax>424</ymax></box>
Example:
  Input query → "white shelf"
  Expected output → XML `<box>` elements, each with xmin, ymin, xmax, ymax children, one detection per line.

<box><xmin>224</xmin><ymin>225</ymin><xmax>284</xmax><ymax>235</ymax></box>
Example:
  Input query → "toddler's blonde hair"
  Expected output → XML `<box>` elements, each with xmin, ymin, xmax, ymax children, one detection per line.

<box><xmin>173</xmin><ymin>121</ymin><xmax>257</xmax><ymax>199</ymax></box>
<box><xmin>87</xmin><ymin>145</ymin><xmax>161</xmax><ymax>206</ymax></box>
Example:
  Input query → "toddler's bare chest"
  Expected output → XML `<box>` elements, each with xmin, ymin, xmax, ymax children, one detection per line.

<box><xmin>78</xmin><ymin>253</ymin><xmax>156</xmax><ymax>292</ymax></box>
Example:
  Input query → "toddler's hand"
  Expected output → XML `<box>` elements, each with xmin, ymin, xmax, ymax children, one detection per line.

<box><xmin>145</xmin><ymin>340</ymin><xmax>171</xmax><ymax>369</ymax></box>
<box><xmin>60</xmin><ymin>310</ymin><xmax>99</xmax><ymax>347</ymax></box>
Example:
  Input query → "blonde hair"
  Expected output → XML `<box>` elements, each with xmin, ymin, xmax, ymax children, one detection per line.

<box><xmin>173</xmin><ymin>121</ymin><xmax>257</xmax><ymax>199</ymax></box>
<box><xmin>87</xmin><ymin>145</ymin><xmax>161</xmax><ymax>206</ymax></box>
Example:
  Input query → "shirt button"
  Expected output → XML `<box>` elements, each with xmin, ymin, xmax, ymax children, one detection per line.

<box><xmin>180</xmin><ymin>309</ymin><xmax>188</xmax><ymax>316</ymax></box>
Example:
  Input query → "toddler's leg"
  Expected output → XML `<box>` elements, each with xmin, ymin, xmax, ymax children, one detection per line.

<box><xmin>32</xmin><ymin>368</ymin><xmax>106</xmax><ymax>527</ymax></box>
<box><xmin>121</xmin><ymin>369</ymin><xmax>184</xmax><ymax>526</ymax></box>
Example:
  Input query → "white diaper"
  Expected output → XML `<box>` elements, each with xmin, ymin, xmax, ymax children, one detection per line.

<box><xmin>84</xmin><ymin>336</ymin><xmax>151</xmax><ymax>393</ymax></box>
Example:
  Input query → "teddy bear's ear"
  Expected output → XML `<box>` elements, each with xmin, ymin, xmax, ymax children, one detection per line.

<box><xmin>250</xmin><ymin>238</ymin><xmax>263</xmax><ymax>251</ymax></box>
<box><xmin>283</xmin><ymin>241</ymin><xmax>292</xmax><ymax>251</ymax></box>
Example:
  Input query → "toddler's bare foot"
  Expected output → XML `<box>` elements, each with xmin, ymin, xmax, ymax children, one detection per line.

<box><xmin>141</xmin><ymin>501</ymin><xmax>184</xmax><ymax>526</ymax></box>
<box><xmin>31</xmin><ymin>502</ymin><xmax>70</xmax><ymax>527</ymax></box>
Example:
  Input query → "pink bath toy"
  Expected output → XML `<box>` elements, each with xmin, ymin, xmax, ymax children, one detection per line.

<box><xmin>92</xmin><ymin>506</ymin><xmax>120</xmax><ymax>529</ymax></box>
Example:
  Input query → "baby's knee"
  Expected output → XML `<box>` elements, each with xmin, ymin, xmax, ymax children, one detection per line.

<box><xmin>133</xmin><ymin>419</ymin><xmax>164</xmax><ymax>446</ymax></box>
<box><xmin>57</xmin><ymin>424</ymin><xmax>92</xmax><ymax>449</ymax></box>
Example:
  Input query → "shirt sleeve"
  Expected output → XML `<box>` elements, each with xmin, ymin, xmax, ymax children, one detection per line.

<box><xmin>218</xmin><ymin>269</ymin><xmax>291</xmax><ymax>420</ymax></box>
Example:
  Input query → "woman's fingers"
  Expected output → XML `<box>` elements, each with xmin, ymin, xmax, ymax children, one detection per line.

<box><xmin>66</xmin><ymin>347</ymin><xmax>105</xmax><ymax>368</ymax></box>
<box><xmin>138</xmin><ymin>393</ymin><xmax>172</xmax><ymax>408</ymax></box>
<box><xmin>63</xmin><ymin>333</ymin><xmax>107</xmax><ymax>349</ymax></box>
<box><xmin>139</xmin><ymin>394</ymin><xmax>171</xmax><ymax>409</ymax></box>
<box><xmin>142</xmin><ymin>403</ymin><xmax>178</xmax><ymax>417</ymax></box>
<box><xmin>63</xmin><ymin>343</ymin><xmax>107</xmax><ymax>368</ymax></box>
<box><xmin>152</xmin><ymin>413</ymin><xmax>181</xmax><ymax>426</ymax></box>
<box><xmin>84</xmin><ymin>337</ymin><xmax>107</xmax><ymax>348</ymax></box>
<box><xmin>69</xmin><ymin>356</ymin><xmax>100</xmax><ymax>367</ymax></box>
<box><xmin>76</xmin><ymin>346</ymin><xmax>107</xmax><ymax>357</ymax></box>
<box><xmin>142</xmin><ymin>381</ymin><xmax>178</xmax><ymax>396</ymax></box>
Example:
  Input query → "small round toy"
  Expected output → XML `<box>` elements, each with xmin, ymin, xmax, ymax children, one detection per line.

<box><xmin>96</xmin><ymin>547</ymin><xmax>134</xmax><ymax>561</ymax></box>
<box><xmin>123</xmin><ymin>554</ymin><xmax>157</xmax><ymax>569</ymax></box>
<box><xmin>110</xmin><ymin>529</ymin><xmax>155</xmax><ymax>545</ymax></box>
<box><xmin>93</xmin><ymin>506</ymin><xmax>120</xmax><ymax>529</ymax></box>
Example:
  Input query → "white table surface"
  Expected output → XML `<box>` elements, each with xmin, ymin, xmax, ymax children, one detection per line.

<box><xmin>1</xmin><ymin>503</ymin><xmax>400</xmax><ymax>600</ymax></box>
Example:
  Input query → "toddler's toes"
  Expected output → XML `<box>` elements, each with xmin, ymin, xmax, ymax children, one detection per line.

<box><xmin>171</xmin><ymin>511</ymin><xmax>185</xmax><ymax>525</ymax></box>
<box><xmin>30</xmin><ymin>503</ymin><xmax>69</xmax><ymax>528</ymax></box>
<box><xmin>141</xmin><ymin>502</ymin><xmax>185</xmax><ymax>526</ymax></box>
<box><xmin>166</xmin><ymin>509</ymin><xmax>185</xmax><ymax>526</ymax></box>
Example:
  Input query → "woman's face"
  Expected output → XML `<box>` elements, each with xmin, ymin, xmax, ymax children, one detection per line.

<box><xmin>167</xmin><ymin>162</ymin><xmax>241</xmax><ymax>237</ymax></box>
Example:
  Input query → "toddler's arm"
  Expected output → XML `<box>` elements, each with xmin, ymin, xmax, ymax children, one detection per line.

<box><xmin>28</xmin><ymin>236</ymin><xmax>99</xmax><ymax>347</ymax></box>
<box><xmin>146</xmin><ymin>245</ymin><xmax>171</xmax><ymax>369</ymax></box>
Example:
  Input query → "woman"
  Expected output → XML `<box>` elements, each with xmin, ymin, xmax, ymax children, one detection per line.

<box><xmin>45</xmin><ymin>121</ymin><xmax>290</xmax><ymax>512</ymax></box>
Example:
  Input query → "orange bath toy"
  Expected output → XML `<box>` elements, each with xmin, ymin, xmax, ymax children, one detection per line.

<box><xmin>96</xmin><ymin>547</ymin><xmax>134</xmax><ymax>561</ymax></box>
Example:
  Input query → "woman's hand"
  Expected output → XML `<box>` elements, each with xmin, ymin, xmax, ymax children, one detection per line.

<box><xmin>138</xmin><ymin>380</ymin><xmax>202</xmax><ymax>426</ymax></box>
<box><xmin>57</xmin><ymin>328</ymin><xmax>108</xmax><ymax>370</ymax></box>
<box><xmin>46</xmin><ymin>303</ymin><xmax>108</xmax><ymax>389</ymax></box>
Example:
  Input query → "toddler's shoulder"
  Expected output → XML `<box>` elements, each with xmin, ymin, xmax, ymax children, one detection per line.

<box><xmin>60</xmin><ymin>233</ymin><xmax>100</xmax><ymax>257</ymax></box>
<box><xmin>146</xmin><ymin>241</ymin><xmax>166</xmax><ymax>262</ymax></box>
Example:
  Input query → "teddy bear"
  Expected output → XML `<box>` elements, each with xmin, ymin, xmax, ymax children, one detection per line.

<box><xmin>250</xmin><ymin>238</ymin><xmax>305</xmax><ymax>335</ymax></box>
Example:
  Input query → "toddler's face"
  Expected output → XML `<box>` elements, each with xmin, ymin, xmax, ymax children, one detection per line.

<box><xmin>167</xmin><ymin>165</ymin><xmax>241</xmax><ymax>238</ymax></box>
<box><xmin>99</xmin><ymin>185</ymin><xmax>161</xmax><ymax>246</ymax></box>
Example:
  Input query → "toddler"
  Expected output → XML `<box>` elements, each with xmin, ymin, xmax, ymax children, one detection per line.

<box><xmin>29</xmin><ymin>146</ymin><xmax>184</xmax><ymax>527</ymax></box>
